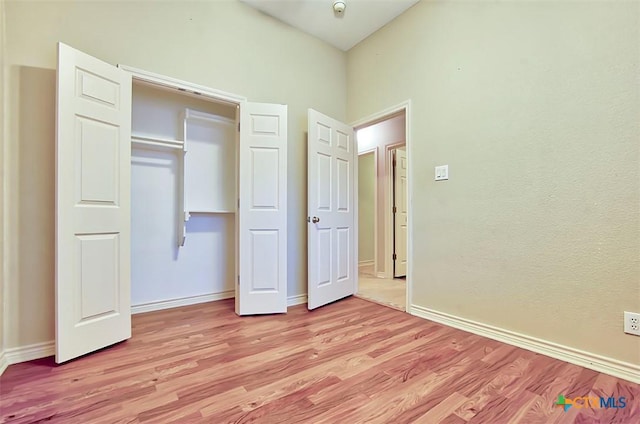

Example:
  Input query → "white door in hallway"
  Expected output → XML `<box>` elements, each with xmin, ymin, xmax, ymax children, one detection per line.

<box><xmin>56</xmin><ymin>43</ymin><xmax>132</xmax><ymax>363</ymax></box>
<box><xmin>393</xmin><ymin>148</ymin><xmax>408</xmax><ymax>277</ymax></box>
<box><xmin>307</xmin><ymin>109</ymin><xmax>356</xmax><ymax>310</ymax></box>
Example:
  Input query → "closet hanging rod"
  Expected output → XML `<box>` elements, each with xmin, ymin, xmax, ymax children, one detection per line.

<box><xmin>131</xmin><ymin>135</ymin><xmax>184</xmax><ymax>150</ymax></box>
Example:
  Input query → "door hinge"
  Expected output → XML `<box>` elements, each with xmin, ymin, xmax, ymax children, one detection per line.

<box><xmin>392</xmin><ymin>253</ymin><xmax>397</xmax><ymax>260</ymax></box>
<box><xmin>392</xmin><ymin>206</ymin><xmax>397</xmax><ymax>213</ymax></box>
<box><xmin>237</xmin><ymin>275</ymin><xmax>240</xmax><ymax>285</ymax></box>
<box><xmin>238</xmin><ymin>122</ymin><xmax>240</xmax><ymax>132</ymax></box>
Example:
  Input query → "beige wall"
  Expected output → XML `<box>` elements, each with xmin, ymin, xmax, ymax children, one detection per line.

<box><xmin>357</xmin><ymin>113</ymin><xmax>405</xmax><ymax>276</ymax></box>
<box><xmin>358</xmin><ymin>152</ymin><xmax>375</xmax><ymax>262</ymax></box>
<box><xmin>3</xmin><ymin>0</ymin><xmax>346</xmax><ymax>348</ymax></box>
<box><xmin>348</xmin><ymin>0</ymin><xmax>640</xmax><ymax>365</ymax></box>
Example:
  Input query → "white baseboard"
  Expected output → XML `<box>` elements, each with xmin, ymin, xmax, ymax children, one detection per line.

<box><xmin>132</xmin><ymin>291</ymin><xmax>235</xmax><ymax>314</ymax></box>
<box><xmin>0</xmin><ymin>349</ymin><xmax>8</xmax><ymax>376</ymax></box>
<box><xmin>132</xmin><ymin>291</ymin><xmax>309</xmax><ymax>314</ymax></box>
<box><xmin>287</xmin><ymin>294</ymin><xmax>308</xmax><ymax>306</ymax></box>
<box><xmin>359</xmin><ymin>260</ymin><xmax>374</xmax><ymax>267</ymax></box>
<box><xmin>410</xmin><ymin>304</ymin><xmax>640</xmax><ymax>385</ymax></box>
<box><xmin>0</xmin><ymin>341</ymin><xmax>55</xmax><ymax>374</ymax></box>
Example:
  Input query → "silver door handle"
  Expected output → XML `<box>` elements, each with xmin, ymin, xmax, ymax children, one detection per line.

<box><xmin>312</xmin><ymin>216</ymin><xmax>320</xmax><ymax>223</ymax></box>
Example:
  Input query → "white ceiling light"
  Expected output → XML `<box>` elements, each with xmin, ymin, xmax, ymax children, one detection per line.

<box><xmin>333</xmin><ymin>1</ymin><xmax>346</xmax><ymax>15</ymax></box>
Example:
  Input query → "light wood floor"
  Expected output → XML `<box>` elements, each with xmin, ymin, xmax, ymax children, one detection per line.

<box><xmin>1</xmin><ymin>298</ymin><xmax>638</xmax><ymax>423</ymax></box>
<box><xmin>356</xmin><ymin>263</ymin><xmax>406</xmax><ymax>311</ymax></box>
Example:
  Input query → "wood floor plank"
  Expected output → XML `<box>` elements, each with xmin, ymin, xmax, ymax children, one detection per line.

<box><xmin>454</xmin><ymin>355</ymin><xmax>533</xmax><ymax>421</ymax></box>
<box><xmin>514</xmin><ymin>370</ymin><xmax>583</xmax><ymax>423</ymax></box>
<box><xmin>1</xmin><ymin>297</ymin><xmax>637</xmax><ymax>424</ymax></box>
<box><xmin>473</xmin><ymin>387</ymin><xmax>544</xmax><ymax>424</ymax></box>
<box><xmin>440</xmin><ymin>413</ymin><xmax>468</xmax><ymax>424</ymax></box>
<box><xmin>342</xmin><ymin>371</ymin><xmax>464</xmax><ymax>423</ymax></box>
<box><xmin>414</xmin><ymin>392</ymin><xmax>468</xmax><ymax>424</ymax></box>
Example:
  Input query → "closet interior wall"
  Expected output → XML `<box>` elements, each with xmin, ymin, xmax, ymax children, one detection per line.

<box><xmin>131</xmin><ymin>82</ymin><xmax>237</xmax><ymax>308</ymax></box>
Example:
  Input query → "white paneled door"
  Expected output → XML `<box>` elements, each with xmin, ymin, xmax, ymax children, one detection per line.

<box><xmin>56</xmin><ymin>43</ymin><xmax>132</xmax><ymax>363</ymax></box>
<box><xmin>237</xmin><ymin>103</ymin><xmax>288</xmax><ymax>315</ymax></box>
<box><xmin>307</xmin><ymin>109</ymin><xmax>356</xmax><ymax>310</ymax></box>
<box><xmin>393</xmin><ymin>148</ymin><xmax>408</xmax><ymax>277</ymax></box>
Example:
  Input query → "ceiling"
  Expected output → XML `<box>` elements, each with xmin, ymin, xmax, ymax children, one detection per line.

<box><xmin>240</xmin><ymin>0</ymin><xmax>420</xmax><ymax>51</ymax></box>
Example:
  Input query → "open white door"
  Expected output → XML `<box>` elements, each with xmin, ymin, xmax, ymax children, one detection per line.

<box><xmin>393</xmin><ymin>148</ymin><xmax>408</xmax><ymax>277</ymax></box>
<box><xmin>56</xmin><ymin>43</ymin><xmax>132</xmax><ymax>363</ymax></box>
<box><xmin>307</xmin><ymin>109</ymin><xmax>356</xmax><ymax>310</ymax></box>
<box><xmin>237</xmin><ymin>102</ymin><xmax>288</xmax><ymax>315</ymax></box>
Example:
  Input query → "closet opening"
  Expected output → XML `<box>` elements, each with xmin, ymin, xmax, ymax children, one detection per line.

<box><xmin>129</xmin><ymin>78</ymin><xmax>240</xmax><ymax>314</ymax></box>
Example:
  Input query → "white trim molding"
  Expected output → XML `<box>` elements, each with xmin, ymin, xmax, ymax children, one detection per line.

<box><xmin>351</xmin><ymin>100</ymin><xmax>410</xmax><ymax>129</ymax></box>
<box><xmin>0</xmin><ymin>349</ymin><xmax>8</xmax><ymax>376</ymax></box>
<box><xmin>132</xmin><ymin>291</ymin><xmax>235</xmax><ymax>315</ymax></box>
<box><xmin>287</xmin><ymin>294</ymin><xmax>308</xmax><ymax>307</ymax></box>
<box><xmin>358</xmin><ymin>260</ymin><xmax>374</xmax><ymax>267</ymax></box>
<box><xmin>410</xmin><ymin>304</ymin><xmax>640</xmax><ymax>385</ymax></box>
<box><xmin>1</xmin><ymin>341</ymin><xmax>55</xmax><ymax>373</ymax></box>
<box><xmin>118</xmin><ymin>64</ymin><xmax>247</xmax><ymax>106</ymax></box>
<box><xmin>132</xmin><ymin>292</ymin><xmax>309</xmax><ymax>315</ymax></box>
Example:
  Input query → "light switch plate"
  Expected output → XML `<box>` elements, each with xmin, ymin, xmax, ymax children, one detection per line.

<box><xmin>435</xmin><ymin>165</ymin><xmax>448</xmax><ymax>181</ymax></box>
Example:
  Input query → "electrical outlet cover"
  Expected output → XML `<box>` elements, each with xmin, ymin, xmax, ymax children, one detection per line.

<box><xmin>623</xmin><ymin>311</ymin><xmax>640</xmax><ymax>336</ymax></box>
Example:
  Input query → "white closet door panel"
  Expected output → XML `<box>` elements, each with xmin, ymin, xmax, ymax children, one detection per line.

<box><xmin>237</xmin><ymin>102</ymin><xmax>287</xmax><ymax>315</ymax></box>
<box><xmin>56</xmin><ymin>42</ymin><xmax>132</xmax><ymax>363</ymax></box>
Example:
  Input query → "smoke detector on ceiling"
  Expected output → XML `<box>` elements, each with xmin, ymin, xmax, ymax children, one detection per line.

<box><xmin>333</xmin><ymin>1</ymin><xmax>346</xmax><ymax>15</ymax></box>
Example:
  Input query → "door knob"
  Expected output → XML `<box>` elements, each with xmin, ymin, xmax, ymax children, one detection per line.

<box><xmin>312</xmin><ymin>216</ymin><xmax>320</xmax><ymax>223</ymax></box>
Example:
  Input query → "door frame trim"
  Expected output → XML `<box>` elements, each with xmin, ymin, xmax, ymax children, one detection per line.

<box><xmin>118</xmin><ymin>65</ymin><xmax>247</xmax><ymax>105</ymax></box>
<box><xmin>351</xmin><ymin>100</ymin><xmax>412</xmax><ymax>312</ymax></box>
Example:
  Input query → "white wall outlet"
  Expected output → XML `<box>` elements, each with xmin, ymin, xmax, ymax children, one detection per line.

<box><xmin>624</xmin><ymin>311</ymin><xmax>640</xmax><ymax>336</ymax></box>
<box><xmin>435</xmin><ymin>165</ymin><xmax>449</xmax><ymax>181</ymax></box>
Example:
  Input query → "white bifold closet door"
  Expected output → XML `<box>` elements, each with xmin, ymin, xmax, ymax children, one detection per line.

<box><xmin>237</xmin><ymin>103</ymin><xmax>288</xmax><ymax>315</ymax></box>
<box><xmin>55</xmin><ymin>42</ymin><xmax>132</xmax><ymax>363</ymax></box>
<box><xmin>56</xmin><ymin>43</ymin><xmax>289</xmax><ymax>364</ymax></box>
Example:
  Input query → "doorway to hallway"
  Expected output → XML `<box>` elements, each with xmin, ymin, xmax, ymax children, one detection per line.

<box><xmin>354</xmin><ymin>109</ymin><xmax>408</xmax><ymax>311</ymax></box>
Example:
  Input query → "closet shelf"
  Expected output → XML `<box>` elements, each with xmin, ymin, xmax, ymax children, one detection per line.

<box><xmin>188</xmin><ymin>210</ymin><xmax>236</xmax><ymax>215</ymax></box>
<box><xmin>131</xmin><ymin>134</ymin><xmax>184</xmax><ymax>150</ymax></box>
